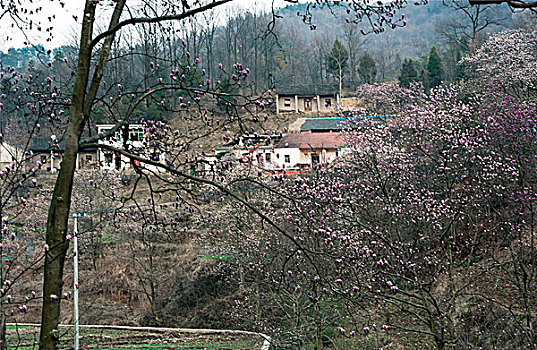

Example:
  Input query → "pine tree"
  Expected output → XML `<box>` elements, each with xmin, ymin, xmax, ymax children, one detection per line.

<box><xmin>399</xmin><ymin>58</ymin><xmax>419</xmax><ymax>88</ymax></box>
<box><xmin>427</xmin><ymin>46</ymin><xmax>443</xmax><ymax>89</ymax></box>
<box><xmin>358</xmin><ymin>52</ymin><xmax>377</xmax><ymax>84</ymax></box>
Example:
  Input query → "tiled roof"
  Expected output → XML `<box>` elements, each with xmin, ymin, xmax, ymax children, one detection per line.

<box><xmin>301</xmin><ymin>118</ymin><xmax>349</xmax><ymax>132</ymax></box>
<box><xmin>276</xmin><ymin>85</ymin><xmax>338</xmax><ymax>96</ymax></box>
<box><xmin>301</xmin><ymin>116</ymin><xmax>389</xmax><ymax>132</ymax></box>
<box><xmin>275</xmin><ymin>132</ymin><xmax>346</xmax><ymax>150</ymax></box>
<box><xmin>29</xmin><ymin>137</ymin><xmax>66</xmax><ymax>152</ymax></box>
<box><xmin>30</xmin><ymin>127</ymin><xmax>97</xmax><ymax>152</ymax></box>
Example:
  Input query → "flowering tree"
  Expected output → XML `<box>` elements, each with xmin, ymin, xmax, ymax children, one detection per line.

<box><xmin>354</xmin><ymin>81</ymin><xmax>427</xmax><ymax>115</ymax></box>
<box><xmin>461</xmin><ymin>27</ymin><xmax>537</xmax><ymax>100</ymax></box>
<box><xmin>0</xmin><ymin>57</ymin><xmax>68</xmax><ymax>348</ymax></box>
<box><xmin>226</xmin><ymin>85</ymin><xmax>537</xmax><ymax>349</ymax></box>
<box><xmin>350</xmin><ymin>88</ymin><xmax>535</xmax><ymax>348</ymax></box>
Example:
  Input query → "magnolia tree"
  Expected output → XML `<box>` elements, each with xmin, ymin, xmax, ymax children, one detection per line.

<box><xmin>222</xmin><ymin>85</ymin><xmax>537</xmax><ymax>349</ymax></box>
<box><xmin>462</xmin><ymin>27</ymin><xmax>537</xmax><ymax>100</ymax></box>
<box><xmin>0</xmin><ymin>56</ymin><xmax>73</xmax><ymax>347</ymax></box>
<box><xmin>354</xmin><ymin>81</ymin><xmax>427</xmax><ymax>115</ymax></box>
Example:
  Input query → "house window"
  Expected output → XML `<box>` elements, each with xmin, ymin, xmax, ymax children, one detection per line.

<box><xmin>265</xmin><ymin>153</ymin><xmax>271</xmax><ymax>162</ymax></box>
<box><xmin>129</xmin><ymin>129</ymin><xmax>144</xmax><ymax>141</ymax></box>
<box><xmin>284</xmin><ymin>155</ymin><xmax>290</xmax><ymax>163</ymax></box>
<box><xmin>325</xmin><ymin>99</ymin><xmax>332</xmax><ymax>107</ymax></box>
<box><xmin>86</xmin><ymin>155</ymin><xmax>93</xmax><ymax>161</ymax></box>
<box><xmin>104</xmin><ymin>153</ymin><xmax>113</xmax><ymax>165</ymax></box>
<box><xmin>284</xmin><ymin>98</ymin><xmax>291</xmax><ymax>107</ymax></box>
<box><xmin>40</xmin><ymin>155</ymin><xmax>47</xmax><ymax>163</ymax></box>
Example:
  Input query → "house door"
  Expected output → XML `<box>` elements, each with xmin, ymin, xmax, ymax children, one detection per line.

<box><xmin>115</xmin><ymin>153</ymin><xmax>121</xmax><ymax>170</ymax></box>
<box><xmin>311</xmin><ymin>153</ymin><xmax>320</xmax><ymax>165</ymax></box>
<box><xmin>304</xmin><ymin>98</ymin><xmax>312</xmax><ymax>111</ymax></box>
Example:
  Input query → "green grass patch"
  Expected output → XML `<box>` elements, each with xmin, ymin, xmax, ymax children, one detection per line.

<box><xmin>6</xmin><ymin>325</ymin><xmax>30</xmax><ymax>330</ymax></box>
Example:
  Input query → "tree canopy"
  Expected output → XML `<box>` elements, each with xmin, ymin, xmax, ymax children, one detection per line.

<box><xmin>427</xmin><ymin>46</ymin><xmax>444</xmax><ymax>89</ymax></box>
<box><xmin>399</xmin><ymin>58</ymin><xmax>419</xmax><ymax>88</ymax></box>
<box><xmin>358</xmin><ymin>52</ymin><xmax>377</xmax><ymax>84</ymax></box>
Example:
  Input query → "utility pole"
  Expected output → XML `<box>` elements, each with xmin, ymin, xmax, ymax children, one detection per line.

<box><xmin>73</xmin><ymin>214</ymin><xmax>79</xmax><ymax>350</ymax></box>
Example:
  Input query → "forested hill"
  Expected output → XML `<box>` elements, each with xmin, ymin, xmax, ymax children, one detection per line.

<box><xmin>277</xmin><ymin>1</ymin><xmax>513</xmax><ymax>57</ymax></box>
<box><xmin>0</xmin><ymin>1</ymin><xmax>516</xmax><ymax>107</ymax></box>
<box><xmin>272</xmin><ymin>1</ymin><xmax>514</xmax><ymax>85</ymax></box>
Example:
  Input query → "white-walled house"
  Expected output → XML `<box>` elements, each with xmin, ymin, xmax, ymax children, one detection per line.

<box><xmin>96</xmin><ymin>124</ymin><xmax>162</xmax><ymax>172</ymax></box>
<box><xmin>272</xmin><ymin>133</ymin><xmax>347</xmax><ymax>170</ymax></box>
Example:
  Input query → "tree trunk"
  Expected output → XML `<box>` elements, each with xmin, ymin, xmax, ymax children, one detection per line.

<box><xmin>338</xmin><ymin>65</ymin><xmax>343</xmax><ymax>101</ymax></box>
<box><xmin>39</xmin><ymin>0</ymin><xmax>125</xmax><ymax>347</ymax></box>
<box><xmin>39</xmin><ymin>8</ymin><xmax>93</xmax><ymax>349</ymax></box>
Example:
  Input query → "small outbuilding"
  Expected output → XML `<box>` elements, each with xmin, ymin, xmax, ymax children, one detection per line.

<box><xmin>275</xmin><ymin>85</ymin><xmax>340</xmax><ymax>114</ymax></box>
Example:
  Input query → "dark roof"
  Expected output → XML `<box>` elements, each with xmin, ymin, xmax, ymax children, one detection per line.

<box><xmin>275</xmin><ymin>132</ymin><xmax>346</xmax><ymax>150</ymax></box>
<box><xmin>29</xmin><ymin>137</ymin><xmax>66</xmax><ymax>152</ymax></box>
<box><xmin>30</xmin><ymin>126</ymin><xmax>99</xmax><ymax>153</ymax></box>
<box><xmin>276</xmin><ymin>85</ymin><xmax>338</xmax><ymax>96</ymax></box>
<box><xmin>301</xmin><ymin>116</ymin><xmax>389</xmax><ymax>132</ymax></box>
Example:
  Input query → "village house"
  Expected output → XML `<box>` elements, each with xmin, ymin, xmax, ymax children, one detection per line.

<box><xmin>28</xmin><ymin>136</ymin><xmax>64</xmax><ymax>173</ymax></box>
<box><xmin>207</xmin><ymin>132</ymin><xmax>349</xmax><ymax>173</ymax></box>
<box><xmin>96</xmin><ymin>124</ymin><xmax>164</xmax><ymax>172</ymax></box>
<box><xmin>24</xmin><ymin>124</ymin><xmax>166</xmax><ymax>173</ymax></box>
<box><xmin>275</xmin><ymin>85</ymin><xmax>340</xmax><ymax>114</ymax></box>
<box><xmin>272</xmin><ymin>132</ymin><xmax>347</xmax><ymax>170</ymax></box>
<box><xmin>205</xmin><ymin>119</ymin><xmax>373</xmax><ymax>174</ymax></box>
<box><xmin>28</xmin><ymin>136</ymin><xmax>98</xmax><ymax>172</ymax></box>
<box><xmin>97</xmin><ymin>124</ymin><xmax>144</xmax><ymax>171</ymax></box>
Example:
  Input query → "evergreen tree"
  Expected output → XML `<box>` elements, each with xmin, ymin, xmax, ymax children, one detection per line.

<box><xmin>326</xmin><ymin>39</ymin><xmax>349</xmax><ymax>98</ymax></box>
<box><xmin>399</xmin><ymin>58</ymin><xmax>419</xmax><ymax>88</ymax></box>
<box><xmin>427</xmin><ymin>46</ymin><xmax>443</xmax><ymax>89</ymax></box>
<box><xmin>358</xmin><ymin>52</ymin><xmax>377</xmax><ymax>84</ymax></box>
